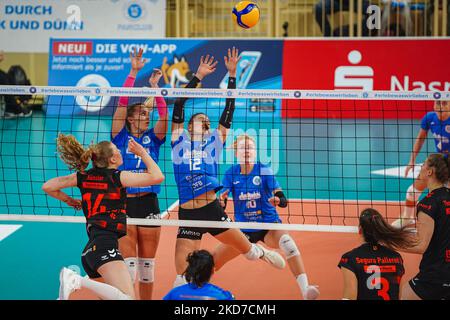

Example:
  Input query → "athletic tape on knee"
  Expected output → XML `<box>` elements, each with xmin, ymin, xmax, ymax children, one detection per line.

<box><xmin>244</xmin><ymin>243</ymin><xmax>263</xmax><ymax>261</ymax></box>
<box><xmin>137</xmin><ymin>258</ymin><xmax>155</xmax><ymax>283</ymax></box>
<box><xmin>279</xmin><ymin>234</ymin><xmax>300</xmax><ymax>259</ymax></box>
<box><xmin>124</xmin><ymin>257</ymin><xmax>137</xmax><ymax>283</ymax></box>
<box><xmin>406</xmin><ymin>185</ymin><xmax>422</xmax><ymax>203</ymax></box>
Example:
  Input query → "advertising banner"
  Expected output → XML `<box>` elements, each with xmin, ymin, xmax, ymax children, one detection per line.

<box><xmin>47</xmin><ymin>39</ymin><xmax>284</xmax><ymax>119</ymax></box>
<box><xmin>282</xmin><ymin>39</ymin><xmax>450</xmax><ymax>119</ymax></box>
<box><xmin>0</xmin><ymin>1</ymin><xmax>166</xmax><ymax>53</ymax></box>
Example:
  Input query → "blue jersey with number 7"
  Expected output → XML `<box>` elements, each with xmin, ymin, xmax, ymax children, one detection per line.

<box><xmin>112</xmin><ymin>126</ymin><xmax>165</xmax><ymax>194</ymax></box>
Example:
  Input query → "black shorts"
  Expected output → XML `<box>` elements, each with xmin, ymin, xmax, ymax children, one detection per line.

<box><xmin>126</xmin><ymin>193</ymin><xmax>161</xmax><ymax>228</ymax></box>
<box><xmin>409</xmin><ymin>275</ymin><xmax>450</xmax><ymax>300</ymax></box>
<box><xmin>81</xmin><ymin>228</ymin><xmax>124</xmax><ymax>279</ymax></box>
<box><xmin>177</xmin><ymin>199</ymin><xmax>231</xmax><ymax>240</ymax></box>
<box><xmin>244</xmin><ymin>230</ymin><xmax>269</xmax><ymax>244</ymax></box>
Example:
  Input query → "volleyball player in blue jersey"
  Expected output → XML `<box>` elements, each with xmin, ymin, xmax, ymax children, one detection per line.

<box><xmin>164</xmin><ymin>250</ymin><xmax>234</xmax><ymax>300</ymax></box>
<box><xmin>111</xmin><ymin>48</ymin><xmax>169</xmax><ymax>299</ymax></box>
<box><xmin>171</xmin><ymin>48</ymin><xmax>285</xmax><ymax>287</ymax></box>
<box><xmin>214</xmin><ymin>134</ymin><xmax>319</xmax><ymax>300</ymax></box>
<box><xmin>394</xmin><ymin>100</ymin><xmax>450</xmax><ymax>228</ymax></box>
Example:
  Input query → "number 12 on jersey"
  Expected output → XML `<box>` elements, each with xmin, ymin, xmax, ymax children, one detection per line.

<box><xmin>190</xmin><ymin>158</ymin><xmax>201</xmax><ymax>171</ymax></box>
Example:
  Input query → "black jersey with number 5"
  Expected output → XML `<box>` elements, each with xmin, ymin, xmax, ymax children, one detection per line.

<box><xmin>77</xmin><ymin>168</ymin><xmax>127</xmax><ymax>237</ymax></box>
<box><xmin>338</xmin><ymin>243</ymin><xmax>405</xmax><ymax>300</ymax></box>
<box><xmin>416</xmin><ymin>187</ymin><xmax>450</xmax><ymax>282</ymax></box>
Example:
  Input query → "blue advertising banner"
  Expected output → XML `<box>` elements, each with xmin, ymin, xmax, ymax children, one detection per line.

<box><xmin>46</xmin><ymin>39</ymin><xmax>283</xmax><ymax>119</ymax></box>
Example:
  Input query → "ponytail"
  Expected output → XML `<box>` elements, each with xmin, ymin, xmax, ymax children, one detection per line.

<box><xmin>359</xmin><ymin>208</ymin><xmax>417</xmax><ymax>251</ymax></box>
<box><xmin>183</xmin><ymin>250</ymin><xmax>214</xmax><ymax>287</ymax></box>
<box><xmin>56</xmin><ymin>134</ymin><xmax>114</xmax><ymax>172</ymax></box>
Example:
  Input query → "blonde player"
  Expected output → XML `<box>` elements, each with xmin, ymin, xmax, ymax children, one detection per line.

<box><xmin>214</xmin><ymin>134</ymin><xmax>320</xmax><ymax>300</ymax></box>
<box><xmin>42</xmin><ymin>134</ymin><xmax>164</xmax><ymax>300</ymax></box>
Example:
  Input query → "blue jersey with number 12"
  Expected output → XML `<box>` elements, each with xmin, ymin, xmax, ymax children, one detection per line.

<box><xmin>171</xmin><ymin>129</ymin><xmax>224</xmax><ymax>204</ymax></box>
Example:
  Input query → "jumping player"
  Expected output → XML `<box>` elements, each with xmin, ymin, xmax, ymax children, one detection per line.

<box><xmin>42</xmin><ymin>134</ymin><xmax>164</xmax><ymax>300</ymax></box>
<box><xmin>214</xmin><ymin>134</ymin><xmax>320</xmax><ymax>300</ymax></box>
<box><xmin>111</xmin><ymin>48</ymin><xmax>168</xmax><ymax>299</ymax></box>
<box><xmin>171</xmin><ymin>48</ymin><xmax>285</xmax><ymax>287</ymax></box>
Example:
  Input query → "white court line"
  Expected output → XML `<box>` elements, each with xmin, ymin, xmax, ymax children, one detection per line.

<box><xmin>371</xmin><ymin>165</ymin><xmax>422</xmax><ymax>179</ymax></box>
<box><xmin>0</xmin><ymin>225</ymin><xmax>22</xmax><ymax>242</ymax></box>
<box><xmin>160</xmin><ymin>200</ymin><xmax>179</xmax><ymax>219</ymax></box>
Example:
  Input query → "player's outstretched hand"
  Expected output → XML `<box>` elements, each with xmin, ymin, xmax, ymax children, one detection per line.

<box><xmin>196</xmin><ymin>55</ymin><xmax>218</xmax><ymax>80</ymax></box>
<box><xmin>130</xmin><ymin>48</ymin><xmax>147</xmax><ymax>73</ymax></box>
<box><xmin>224</xmin><ymin>47</ymin><xmax>241</xmax><ymax>78</ymax></box>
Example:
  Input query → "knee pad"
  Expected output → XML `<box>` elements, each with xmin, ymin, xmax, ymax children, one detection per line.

<box><xmin>137</xmin><ymin>258</ymin><xmax>155</xmax><ymax>283</ymax></box>
<box><xmin>279</xmin><ymin>234</ymin><xmax>300</xmax><ymax>260</ymax></box>
<box><xmin>406</xmin><ymin>185</ymin><xmax>422</xmax><ymax>204</ymax></box>
<box><xmin>124</xmin><ymin>257</ymin><xmax>137</xmax><ymax>283</ymax></box>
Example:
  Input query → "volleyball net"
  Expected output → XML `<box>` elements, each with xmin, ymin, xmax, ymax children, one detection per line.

<box><xmin>0</xmin><ymin>85</ymin><xmax>444</xmax><ymax>233</ymax></box>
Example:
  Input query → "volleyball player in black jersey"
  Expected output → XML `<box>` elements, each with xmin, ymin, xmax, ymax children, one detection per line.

<box><xmin>42</xmin><ymin>134</ymin><xmax>164</xmax><ymax>300</ymax></box>
<box><xmin>400</xmin><ymin>153</ymin><xmax>450</xmax><ymax>300</ymax></box>
<box><xmin>338</xmin><ymin>208</ymin><xmax>416</xmax><ymax>300</ymax></box>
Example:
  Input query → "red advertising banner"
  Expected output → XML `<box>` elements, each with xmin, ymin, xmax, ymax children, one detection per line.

<box><xmin>282</xmin><ymin>39</ymin><xmax>450</xmax><ymax>119</ymax></box>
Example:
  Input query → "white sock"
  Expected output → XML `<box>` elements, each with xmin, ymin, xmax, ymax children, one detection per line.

<box><xmin>296</xmin><ymin>273</ymin><xmax>309</xmax><ymax>295</ymax></box>
<box><xmin>80</xmin><ymin>277</ymin><xmax>133</xmax><ymax>300</ymax></box>
<box><xmin>244</xmin><ymin>243</ymin><xmax>264</xmax><ymax>260</ymax></box>
<box><xmin>173</xmin><ymin>274</ymin><xmax>187</xmax><ymax>288</ymax></box>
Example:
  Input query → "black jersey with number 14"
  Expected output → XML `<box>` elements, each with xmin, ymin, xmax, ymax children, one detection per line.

<box><xmin>338</xmin><ymin>243</ymin><xmax>405</xmax><ymax>300</ymax></box>
<box><xmin>77</xmin><ymin>168</ymin><xmax>127</xmax><ymax>237</ymax></box>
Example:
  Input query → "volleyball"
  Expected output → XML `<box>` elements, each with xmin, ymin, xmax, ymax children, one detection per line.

<box><xmin>232</xmin><ymin>1</ymin><xmax>260</xmax><ymax>29</ymax></box>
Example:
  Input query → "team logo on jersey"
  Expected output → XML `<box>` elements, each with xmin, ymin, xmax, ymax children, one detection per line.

<box><xmin>142</xmin><ymin>136</ymin><xmax>151</xmax><ymax>144</ymax></box>
<box><xmin>253</xmin><ymin>176</ymin><xmax>261</xmax><ymax>186</ymax></box>
<box><xmin>445</xmin><ymin>125</ymin><xmax>450</xmax><ymax>134</ymax></box>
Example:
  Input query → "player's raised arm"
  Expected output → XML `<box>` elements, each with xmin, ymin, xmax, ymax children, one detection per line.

<box><xmin>149</xmin><ymin>69</ymin><xmax>169</xmax><ymax>141</ymax></box>
<box><xmin>218</xmin><ymin>47</ymin><xmax>240</xmax><ymax>143</ymax></box>
<box><xmin>171</xmin><ymin>55</ymin><xmax>218</xmax><ymax>142</ymax></box>
<box><xmin>112</xmin><ymin>48</ymin><xmax>147</xmax><ymax>139</ymax></box>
